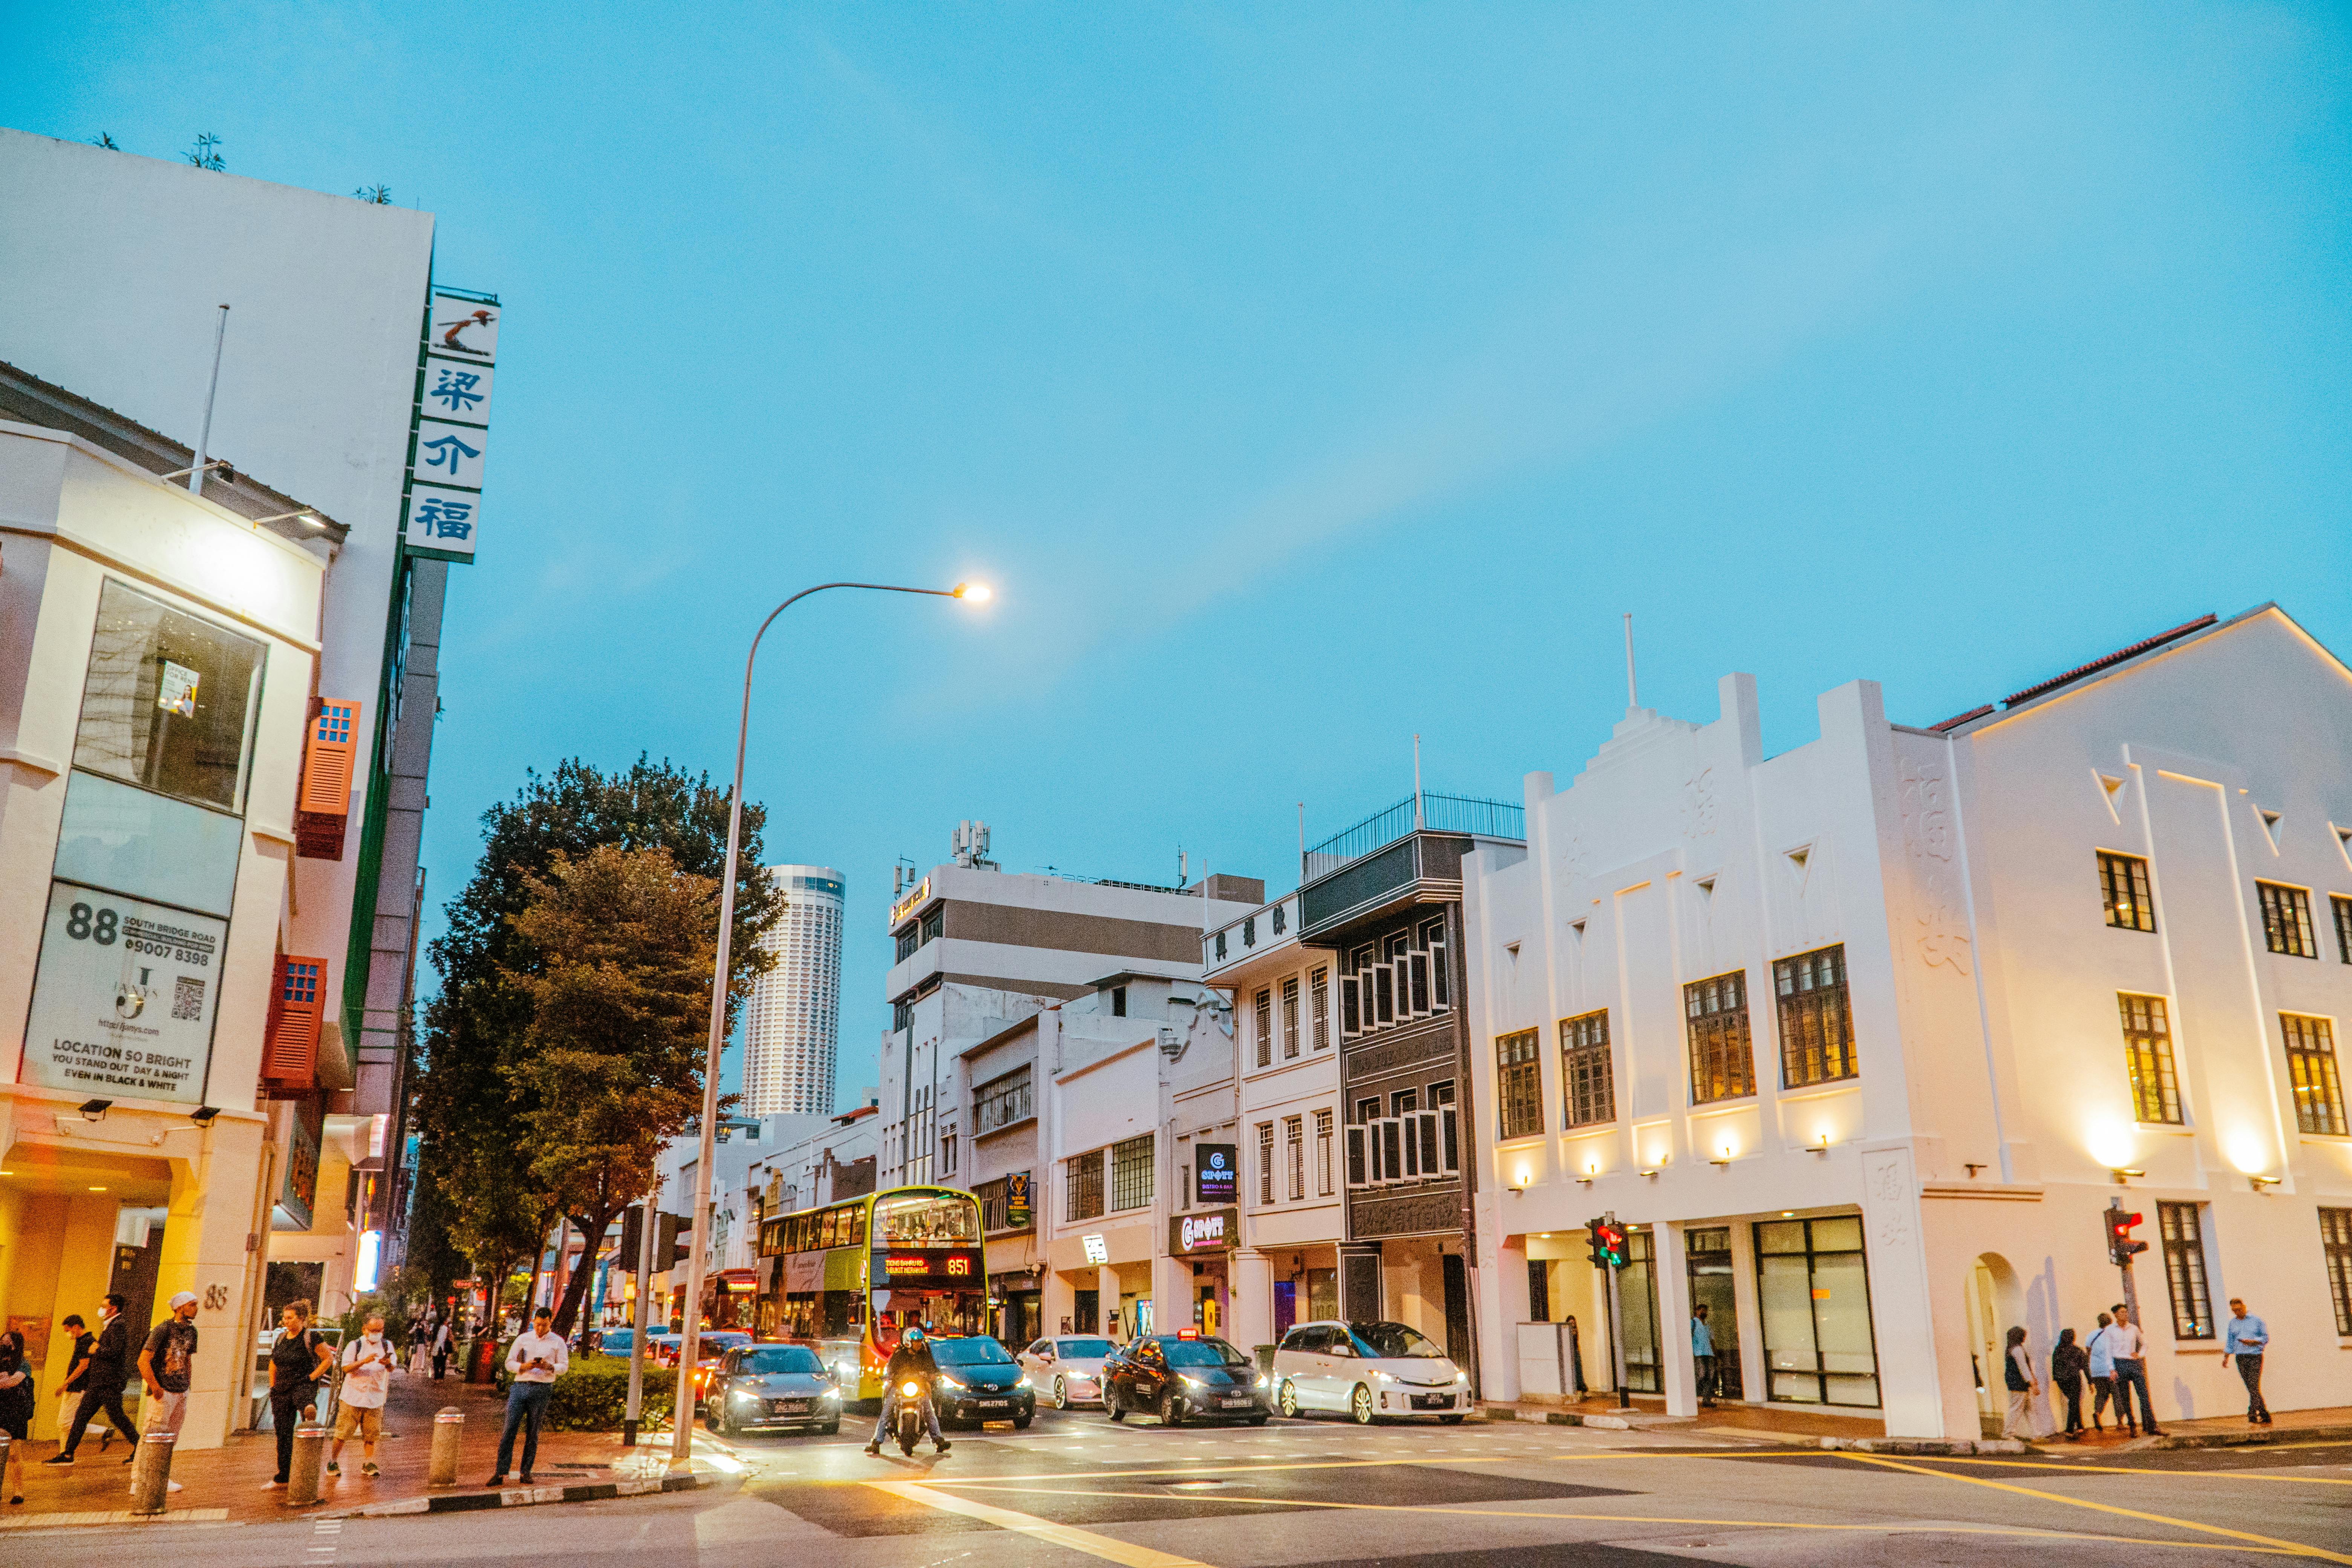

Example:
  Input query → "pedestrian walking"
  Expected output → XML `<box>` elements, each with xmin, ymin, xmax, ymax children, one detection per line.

<box><xmin>52</xmin><ymin>1315</ymin><xmax>93</xmax><ymax>1453</ymax></box>
<box><xmin>432</xmin><ymin>1318</ymin><xmax>453</xmax><ymax>1380</ymax></box>
<box><xmin>328</xmin><ymin>1313</ymin><xmax>395</xmax><ymax>1479</ymax></box>
<box><xmin>1691</xmin><ymin>1306</ymin><xmax>1718</xmax><ymax>1408</ymax></box>
<box><xmin>44</xmin><ymin>1293</ymin><xmax>138</xmax><ymax>1466</ymax></box>
<box><xmin>2224</xmin><ymin>1297</ymin><xmax>2271</xmax><ymax>1426</ymax></box>
<box><xmin>0</xmin><ymin>1329</ymin><xmax>32</xmax><ymax>1505</ymax></box>
<box><xmin>485</xmin><ymin>1306</ymin><xmax>568</xmax><ymax>1487</ymax></box>
<box><xmin>262</xmin><ymin>1302</ymin><xmax>335</xmax><ymax>1490</ymax></box>
<box><xmin>2107</xmin><ymin>1303</ymin><xmax>2164</xmax><ymax>1437</ymax></box>
<box><xmin>2050</xmin><ymin>1327</ymin><xmax>2087</xmax><ymax>1438</ymax></box>
<box><xmin>2086</xmin><ymin>1312</ymin><xmax>2122</xmax><ymax>1433</ymax></box>
<box><xmin>2002</xmin><ymin>1326</ymin><xmax>2041</xmax><ymax>1439</ymax></box>
<box><xmin>138</xmin><ymin>1291</ymin><xmax>200</xmax><ymax>1439</ymax></box>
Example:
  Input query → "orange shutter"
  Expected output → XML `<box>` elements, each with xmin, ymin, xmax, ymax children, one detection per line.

<box><xmin>263</xmin><ymin>955</ymin><xmax>324</xmax><ymax>1092</ymax></box>
<box><xmin>299</xmin><ymin>700</ymin><xmax>360</xmax><ymax>815</ymax></box>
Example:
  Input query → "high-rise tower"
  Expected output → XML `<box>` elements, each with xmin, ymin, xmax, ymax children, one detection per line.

<box><xmin>741</xmin><ymin>865</ymin><xmax>845</xmax><ymax>1116</ymax></box>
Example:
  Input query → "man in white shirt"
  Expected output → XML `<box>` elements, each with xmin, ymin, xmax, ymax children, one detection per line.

<box><xmin>329</xmin><ymin>1313</ymin><xmax>395</xmax><ymax>1479</ymax></box>
<box><xmin>2107</xmin><ymin>1303</ymin><xmax>2164</xmax><ymax>1437</ymax></box>
<box><xmin>487</xmin><ymin>1307</ymin><xmax>570</xmax><ymax>1486</ymax></box>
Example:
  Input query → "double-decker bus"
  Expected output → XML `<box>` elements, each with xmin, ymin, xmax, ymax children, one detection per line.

<box><xmin>757</xmin><ymin>1185</ymin><xmax>985</xmax><ymax>1401</ymax></box>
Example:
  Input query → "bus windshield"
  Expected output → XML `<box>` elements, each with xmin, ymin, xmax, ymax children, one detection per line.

<box><xmin>876</xmin><ymin>1192</ymin><xmax>979</xmax><ymax>1247</ymax></box>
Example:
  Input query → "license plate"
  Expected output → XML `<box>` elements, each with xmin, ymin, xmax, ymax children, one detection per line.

<box><xmin>1409</xmin><ymin>1394</ymin><xmax>1451</xmax><ymax>1410</ymax></box>
<box><xmin>978</xmin><ymin>1399</ymin><xmax>1010</xmax><ymax>1408</ymax></box>
<box><xmin>1219</xmin><ymin>1397</ymin><xmax>1254</xmax><ymax>1409</ymax></box>
<box><xmin>770</xmin><ymin>1399</ymin><xmax>811</xmax><ymax>1415</ymax></box>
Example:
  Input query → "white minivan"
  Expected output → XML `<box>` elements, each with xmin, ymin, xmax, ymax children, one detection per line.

<box><xmin>1271</xmin><ymin>1319</ymin><xmax>1470</xmax><ymax>1423</ymax></box>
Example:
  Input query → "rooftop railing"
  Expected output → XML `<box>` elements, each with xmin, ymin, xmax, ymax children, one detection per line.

<box><xmin>1301</xmin><ymin>791</ymin><xmax>1523</xmax><ymax>881</ymax></box>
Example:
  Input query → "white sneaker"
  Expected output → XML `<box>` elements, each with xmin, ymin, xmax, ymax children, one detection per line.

<box><xmin>168</xmin><ymin>1481</ymin><xmax>184</xmax><ymax>1492</ymax></box>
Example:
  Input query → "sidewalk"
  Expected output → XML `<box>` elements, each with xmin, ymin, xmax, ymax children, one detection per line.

<box><xmin>2030</xmin><ymin>1402</ymin><xmax>2352</xmax><ymax>1454</ymax></box>
<box><xmin>1479</xmin><ymin>1393</ymin><xmax>1885</xmax><ymax>1441</ymax></box>
<box><xmin>0</xmin><ymin>1363</ymin><xmax>715</xmax><ymax>1529</ymax></box>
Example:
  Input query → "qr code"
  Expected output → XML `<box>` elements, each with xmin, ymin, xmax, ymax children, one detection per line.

<box><xmin>172</xmin><ymin>976</ymin><xmax>206</xmax><ymax>1021</ymax></box>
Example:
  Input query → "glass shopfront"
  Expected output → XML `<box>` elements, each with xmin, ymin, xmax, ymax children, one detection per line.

<box><xmin>1753</xmin><ymin>1215</ymin><xmax>1879</xmax><ymax>1407</ymax></box>
<box><xmin>1620</xmin><ymin>1228</ymin><xmax>1662</xmax><ymax>1393</ymax></box>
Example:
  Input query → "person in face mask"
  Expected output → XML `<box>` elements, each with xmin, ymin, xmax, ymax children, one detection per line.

<box><xmin>328</xmin><ymin>1313</ymin><xmax>395</xmax><ymax>1479</ymax></box>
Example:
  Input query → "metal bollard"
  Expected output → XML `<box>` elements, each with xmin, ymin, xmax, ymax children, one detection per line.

<box><xmin>428</xmin><ymin>1406</ymin><xmax>465</xmax><ymax>1487</ymax></box>
<box><xmin>129</xmin><ymin>1430</ymin><xmax>176</xmax><ymax>1514</ymax></box>
<box><xmin>285</xmin><ymin>1424</ymin><xmax>329</xmax><ymax>1505</ymax></box>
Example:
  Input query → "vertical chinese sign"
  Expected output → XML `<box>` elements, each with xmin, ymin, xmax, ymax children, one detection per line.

<box><xmin>403</xmin><ymin>288</ymin><xmax>500</xmax><ymax>562</ymax></box>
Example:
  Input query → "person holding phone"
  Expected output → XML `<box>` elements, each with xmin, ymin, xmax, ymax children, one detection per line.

<box><xmin>487</xmin><ymin>1307</ymin><xmax>568</xmax><ymax>1487</ymax></box>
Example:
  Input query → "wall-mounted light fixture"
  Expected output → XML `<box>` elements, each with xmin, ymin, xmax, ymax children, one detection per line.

<box><xmin>1576</xmin><ymin>1160</ymin><xmax>1597</xmax><ymax>1187</ymax></box>
<box><xmin>2109</xmin><ymin>1167</ymin><xmax>2145</xmax><ymax>1185</ymax></box>
<box><xmin>1709</xmin><ymin>1144</ymin><xmax>1734</xmax><ymax>1168</ymax></box>
<box><xmin>1638</xmin><ymin>1168</ymin><xmax>1660</xmax><ymax>1181</ymax></box>
<box><xmin>79</xmin><ymin>1099</ymin><xmax>112</xmax><ymax>1123</ymax></box>
<box><xmin>1811</xmin><ymin>1133</ymin><xmax>1831</xmax><ymax>1157</ymax></box>
<box><xmin>2249</xmin><ymin>1174</ymin><xmax>2282</xmax><ymax>1193</ymax></box>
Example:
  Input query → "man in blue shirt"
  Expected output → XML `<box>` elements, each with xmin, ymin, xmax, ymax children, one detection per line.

<box><xmin>2224</xmin><ymin>1298</ymin><xmax>2271</xmax><ymax>1425</ymax></box>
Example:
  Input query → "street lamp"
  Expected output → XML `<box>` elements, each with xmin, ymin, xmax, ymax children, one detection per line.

<box><xmin>671</xmin><ymin>579</ymin><xmax>990</xmax><ymax>1463</ymax></box>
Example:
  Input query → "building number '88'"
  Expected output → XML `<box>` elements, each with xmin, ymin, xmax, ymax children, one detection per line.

<box><xmin>65</xmin><ymin>903</ymin><xmax>119</xmax><ymax>944</ymax></box>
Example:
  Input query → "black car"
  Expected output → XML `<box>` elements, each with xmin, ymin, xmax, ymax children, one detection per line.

<box><xmin>704</xmin><ymin>1341</ymin><xmax>844</xmax><ymax>1436</ymax></box>
<box><xmin>929</xmin><ymin>1335</ymin><xmax>1037</xmax><ymax>1429</ymax></box>
<box><xmin>1104</xmin><ymin>1334</ymin><xmax>1270</xmax><ymax>1426</ymax></box>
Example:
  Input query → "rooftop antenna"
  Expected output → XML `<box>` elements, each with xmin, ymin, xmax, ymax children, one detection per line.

<box><xmin>1178</xmin><ymin>847</ymin><xmax>1187</xmax><ymax>886</ymax></box>
<box><xmin>1413</xmin><ymin>734</ymin><xmax>1424</xmax><ymax>830</ymax></box>
<box><xmin>1623</xmin><ymin>612</ymin><xmax>1639</xmax><ymax>712</ymax></box>
<box><xmin>190</xmin><ymin>305</ymin><xmax>229</xmax><ymax>498</ymax></box>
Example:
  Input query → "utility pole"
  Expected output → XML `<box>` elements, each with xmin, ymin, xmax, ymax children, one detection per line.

<box><xmin>623</xmin><ymin>1192</ymin><xmax>658</xmax><ymax>1446</ymax></box>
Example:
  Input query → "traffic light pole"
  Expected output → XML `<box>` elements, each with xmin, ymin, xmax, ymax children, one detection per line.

<box><xmin>2107</xmin><ymin>1197</ymin><xmax>2142</xmax><ymax>1324</ymax></box>
<box><xmin>624</xmin><ymin>1194</ymin><xmax>657</xmax><ymax>1446</ymax></box>
<box><xmin>1604</xmin><ymin>1211</ymin><xmax>1629</xmax><ymax>1408</ymax></box>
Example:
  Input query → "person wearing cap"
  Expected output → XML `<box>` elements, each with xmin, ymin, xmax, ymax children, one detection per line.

<box><xmin>139</xmin><ymin>1291</ymin><xmax>201</xmax><ymax>1442</ymax></box>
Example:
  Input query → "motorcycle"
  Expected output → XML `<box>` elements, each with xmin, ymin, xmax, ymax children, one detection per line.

<box><xmin>894</xmin><ymin>1379</ymin><xmax>930</xmax><ymax>1457</ymax></box>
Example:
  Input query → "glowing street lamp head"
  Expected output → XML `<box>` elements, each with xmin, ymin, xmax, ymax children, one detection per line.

<box><xmin>954</xmin><ymin>581</ymin><xmax>992</xmax><ymax>603</ymax></box>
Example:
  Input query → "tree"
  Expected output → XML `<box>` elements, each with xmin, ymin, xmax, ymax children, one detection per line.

<box><xmin>505</xmin><ymin>845</ymin><xmax>718</xmax><ymax>1334</ymax></box>
<box><xmin>184</xmin><ymin>133</ymin><xmax>224</xmax><ymax>171</ymax></box>
<box><xmin>410</xmin><ymin>756</ymin><xmax>780</xmax><ymax>1315</ymax></box>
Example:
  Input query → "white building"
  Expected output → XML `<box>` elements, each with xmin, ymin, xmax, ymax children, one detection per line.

<box><xmin>874</xmin><ymin>826</ymin><xmax>1259</xmax><ymax>1343</ymax></box>
<box><xmin>1203</xmin><ymin>890</ymin><xmax>1348</xmax><ymax>1350</ymax></box>
<box><xmin>0</xmin><ymin>127</ymin><xmax>469</xmax><ymax>1445</ymax></box>
<box><xmin>1462</xmin><ymin>605</ymin><xmax>2352</xmax><ymax>1439</ymax></box>
<box><xmin>741</xmin><ymin>865</ymin><xmax>845</xmax><ymax>1116</ymax></box>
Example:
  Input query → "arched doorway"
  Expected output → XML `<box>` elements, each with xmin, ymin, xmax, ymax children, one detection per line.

<box><xmin>1964</xmin><ymin>1254</ymin><xmax>2024</xmax><ymax>1439</ymax></box>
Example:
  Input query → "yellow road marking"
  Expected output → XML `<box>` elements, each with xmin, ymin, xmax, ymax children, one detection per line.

<box><xmin>1834</xmin><ymin>1452</ymin><xmax>2352</xmax><ymax>1565</ymax></box>
<box><xmin>925</xmin><ymin>1482</ymin><xmax>2311</xmax><ymax>1556</ymax></box>
<box><xmin>901</xmin><ymin>1450</ymin><xmax>1819</xmax><ymax>1486</ymax></box>
<box><xmin>868</xmin><ymin>1480</ymin><xmax>1211</xmax><ymax>1568</ymax></box>
<box><xmin>1893</xmin><ymin>1453</ymin><xmax>2352</xmax><ymax>1485</ymax></box>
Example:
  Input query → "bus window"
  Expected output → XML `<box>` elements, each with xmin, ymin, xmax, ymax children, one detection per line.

<box><xmin>877</xmin><ymin>1192</ymin><xmax>979</xmax><ymax>1246</ymax></box>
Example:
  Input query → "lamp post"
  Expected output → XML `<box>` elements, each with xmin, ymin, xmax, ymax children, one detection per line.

<box><xmin>671</xmin><ymin>579</ymin><xmax>989</xmax><ymax>1463</ymax></box>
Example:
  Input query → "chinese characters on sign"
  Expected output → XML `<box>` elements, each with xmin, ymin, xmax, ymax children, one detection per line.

<box><xmin>404</xmin><ymin>289</ymin><xmax>501</xmax><ymax>562</ymax></box>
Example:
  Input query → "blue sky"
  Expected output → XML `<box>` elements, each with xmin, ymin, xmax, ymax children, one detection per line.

<box><xmin>11</xmin><ymin>5</ymin><xmax>2350</xmax><ymax>1107</ymax></box>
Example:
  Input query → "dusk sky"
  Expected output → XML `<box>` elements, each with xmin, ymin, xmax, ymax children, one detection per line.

<box><xmin>12</xmin><ymin>5</ymin><xmax>2348</xmax><ymax>1107</ymax></box>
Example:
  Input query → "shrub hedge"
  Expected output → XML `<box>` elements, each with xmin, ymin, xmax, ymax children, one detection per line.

<box><xmin>492</xmin><ymin>1351</ymin><xmax>677</xmax><ymax>1431</ymax></box>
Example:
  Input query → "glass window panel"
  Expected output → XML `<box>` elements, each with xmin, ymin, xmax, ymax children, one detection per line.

<box><xmin>51</xmin><ymin>769</ymin><xmax>242</xmax><ymax>916</ymax></box>
<box><xmin>1755</xmin><ymin>1221</ymin><xmax>1807</xmax><ymax>1255</ymax></box>
<box><xmin>72</xmin><ymin>580</ymin><xmax>266</xmax><ymax>813</ymax></box>
<box><xmin>1758</xmin><ymin>1255</ymin><xmax>1818</xmax><ymax>1367</ymax></box>
<box><xmin>1810</xmin><ymin>1216</ymin><xmax>1864</xmax><ymax>1253</ymax></box>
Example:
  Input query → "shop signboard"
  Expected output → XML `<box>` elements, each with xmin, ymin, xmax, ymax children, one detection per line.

<box><xmin>1169</xmin><ymin>1207</ymin><xmax>1237</xmax><ymax>1256</ymax></box>
<box><xmin>405</xmin><ymin>288</ymin><xmax>501</xmax><ymax>563</ymax></box>
<box><xmin>1005</xmin><ymin>1169</ymin><xmax>1032</xmax><ymax>1228</ymax></box>
<box><xmin>1082</xmin><ymin>1233</ymin><xmax>1109</xmax><ymax>1265</ymax></box>
<box><xmin>1194</xmin><ymin>1144</ymin><xmax>1237</xmax><ymax>1205</ymax></box>
<box><xmin>20</xmin><ymin>881</ymin><xmax>223</xmax><ymax>1104</ymax></box>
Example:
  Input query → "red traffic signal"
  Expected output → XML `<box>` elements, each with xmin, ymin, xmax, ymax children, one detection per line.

<box><xmin>1587</xmin><ymin>1217</ymin><xmax>1629</xmax><ymax>1269</ymax></box>
<box><xmin>2105</xmin><ymin>1208</ymin><xmax>2148</xmax><ymax>1266</ymax></box>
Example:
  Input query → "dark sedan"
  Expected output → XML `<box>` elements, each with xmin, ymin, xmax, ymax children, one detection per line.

<box><xmin>930</xmin><ymin>1334</ymin><xmax>1037</xmax><ymax>1429</ymax></box>
<box><xmin>703</xmin><ymin>1342</ymin><xmax>844</xmax><ymax>1436</ymax></box>
<box><xmin>1104</xmin><ymin>1333</ymin><xmax>1270</xmax><ymax>1426</ymax></box>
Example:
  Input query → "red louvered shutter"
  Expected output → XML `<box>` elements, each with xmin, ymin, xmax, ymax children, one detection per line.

<box><xmin>263</xmin><ymin>955</ymin><xmax>323</xmax><ymax>1093</ymax></box>
<box><xmin>296</xmin><ymin>700</ymin><xmax>360</xmax><ymax>859</ymax></box>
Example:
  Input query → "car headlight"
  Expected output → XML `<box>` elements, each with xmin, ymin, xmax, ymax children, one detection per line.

<box><xmin>821</xmin><ymin>1388</ymin><xmax>841</xmax><ymax>1401</ymax></box>
<box><xmin>1373</xmin><ymin>1370</ymin><xmax>1397</xmax><ymax>1382</ymax></box>
<box><xmin>1454</xmin><ymin>1371</ymin><xmax>1470</xmax><ymax>1384</ymax></box>
<box><xmin>1180</xmin><ymin>1374</ymin><xmax>1208</xmax><ymax>1390</ymax></box>
<box><xmin>937</xmin><ymin>1373</ymin><xmax>966</xmax><ymax>1390</ymax></box>
<box><xmin>1257</xmin><ymin>1374</ymin><xmax>1271</xmax><ymax>1388</ymax></box>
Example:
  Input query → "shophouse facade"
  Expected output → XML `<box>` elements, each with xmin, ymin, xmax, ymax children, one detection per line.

<box><xmin>1202</xmin><ymin>889</ymin><xmax>1346</xmax><ymax>1351</ymax></box>
<box><xmin>1464</xmin><ymin>606</ymin><xmax>2352</xmax><ymax>1439</ymax></box>
<box><xmin>876</xmin><ymin>830</ymin><xmax>1257</xmax><ymax>1345</ymax></box>
<box><xmin>0</xmin><ymin>129</ymin><xmax>475</xmax><ymax>1445</ymax></box>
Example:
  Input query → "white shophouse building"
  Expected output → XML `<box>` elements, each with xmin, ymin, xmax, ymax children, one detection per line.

<box><xmin>1203</xmin><ymin>890</ymin><xmax>1348</xmax><ymax>1350</ymax></box>
<box><xmin>1464</xmin><ymin>605</ymin><xmax>2352</xmax><ymax>1439</ymax></box>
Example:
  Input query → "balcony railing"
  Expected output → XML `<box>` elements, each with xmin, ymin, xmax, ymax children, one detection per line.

<box><xmin>1302</xmin><ymin>792</ymin><xmax>1523</xmax><ymax>881</ymax></box>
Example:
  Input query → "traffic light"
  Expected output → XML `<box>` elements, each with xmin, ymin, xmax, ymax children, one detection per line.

<box><xmin>616</xmin><ymin>1205</ymin><xmax>643</xmax><ymax>1273</ymax></box>
<box><xmin>658</xmin><ymin>1211</ymin><xmax>690</xmax><ymax>1268</ymax></box>
<box><xmin>2106</xmin><ymin>1207</ymin><xmax>2148</xmax><ymax>1266</ymax></box>
<box><xmin>1587</xmin><ymin>1216</ymin><xmax>1629</xmax><ymax>1269</ymax></box>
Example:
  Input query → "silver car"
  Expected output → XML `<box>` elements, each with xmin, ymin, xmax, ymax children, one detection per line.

<box><xmin>703</xmin><ymin>1341</ymin><xmax>845</xmax><ymax>1437</ymax></box>
<box><xmin>1271</xmin><ymin>1320</ymin><xmax>1470</xmax><ymax>1423</ymax></box>
<box><xmin>1019</xmin><ymin>1334</ymin><xmax>1118</xmax><ymax>1408</ymax></box>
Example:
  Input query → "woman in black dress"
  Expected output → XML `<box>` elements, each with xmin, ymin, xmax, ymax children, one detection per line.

<box><xmin>0</xmin><ymin>1329</ymin><xmax>32</xmax><ymax>1504</ymax></box>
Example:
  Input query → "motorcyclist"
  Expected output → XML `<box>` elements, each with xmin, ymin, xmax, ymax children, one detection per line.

<box><xmin>865</xmin><ymin>1323</ymin><xmax>950</xmax><ymax>1455</ymax></box>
